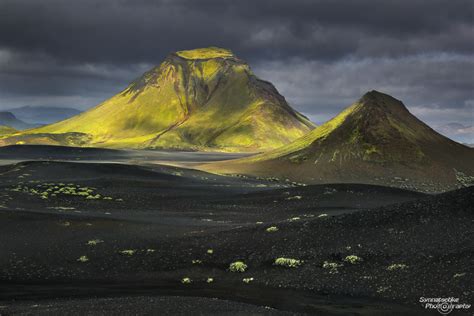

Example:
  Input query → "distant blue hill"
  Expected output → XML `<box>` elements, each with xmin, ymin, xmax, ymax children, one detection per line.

<box><xmin>5</xmin><ymin>106</ymin><xmax>82</xmax><ymax>125</ymax></box>
<box><xmin>0</xmin><ymin>111</ymin><xmax>37</xmax><ymax>130</ymax></box>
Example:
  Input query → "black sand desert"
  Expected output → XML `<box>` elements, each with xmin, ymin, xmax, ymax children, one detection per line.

<box><xmin>0</xmin><ymin>144</ymin><xmax>472</xmax><ymax>315</ymax></box>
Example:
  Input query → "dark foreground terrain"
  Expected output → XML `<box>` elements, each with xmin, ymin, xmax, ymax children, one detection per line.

<box><xmin>0</xmin><ymin>148</ymin><xmax>472</xmax><ymax>315</ymax></box>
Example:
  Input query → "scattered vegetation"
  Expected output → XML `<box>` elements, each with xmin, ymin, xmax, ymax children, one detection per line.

<box><xmin>242</xmin><ymin>277</ymin><xmax>254</xmax><ymax>284</ymax></box>
<box><xmin>286</xmin><ymin>195</ymin><xmax>302</xmax><ymax>200</ymax></box>
<box><xmin>344</xmin><ymin>255</ymin><xmax>363</xmax><ymax>264</ymax></box>
<box><xmin>266</xmin><ymin>226</ymin><xmax>279</xmax><ymax>233</ymax></box>
<box><xmin>86</xmin><ymin>239</ymin><xmax>104</xmax><ymax>246</ymax></box>
<box><xmin>229</xmin><ymin>261</ymin><xmax>247</xmax><ymax>272</ymax></box>
<box><xmin>77</xmin><ymin>256</ymin><xmax>89</xmax><ymax>263</ymax></box>
<box><xmin>120</xmin><ymin>249</ymin><xmax>136</xmax><ymax>256</ymax></box>
<box><xmin>274</xmin><ymin>257</ymin><xmax>302</xmax><ymax>268</ymax></box>
<box><xmin>454</xmin><ymin>169</ymin><xmax>474</xmax><ymax>187</ymax></box>
<box><xmin>387</xmin><ymin>263</ymin><xmax>408</xmax><ymax>271</ymax></box>
<box><xmin>322</xmin><ymin>261</ymin><xmax>343</xmax><ymax>273</ymax></box>
<box><xmin>9</xmin><ymin>183</ymin><xmax>113</xmax><ymax>201</ymax></box>
<box><xmin>192</xmin><ymin>259</ymin><xmax>202</xmax><ymax>265</ymax></box>
<box><xmin>181</xmin><ymin>277</ymin><xmax>192</xmax><ymax>284</ymax></box>
<box><xmin>377</xmin><ymin>286</ymin><xmax>390</xmax><ymax>293</ymax></box>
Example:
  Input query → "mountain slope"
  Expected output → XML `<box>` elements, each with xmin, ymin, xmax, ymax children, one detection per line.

<box><xmin>0</xmin><ymin>125</ymin><xmax>17</xmax><ymax>135</ymax></box>
<box><xmin>1</xmin><ymin>47</ymin><xmax>314</xmax><ymax>151</ymax></box>
<box><xmin>203</xmin><ymin>91</ymin><xmax>474</xmax><ymax>192</ymax></box>
<box><xmin>0</xmin><ymin>112</ymin><xmax>36</xmax><ymax>130</ymax></box>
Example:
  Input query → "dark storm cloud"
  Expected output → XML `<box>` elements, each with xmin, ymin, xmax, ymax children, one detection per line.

<box><xmin>0</xmin><ymin>0</ymin><xmax>472</xmax><ymax>140</ymax></box>
<box><xmin>1</xmin><ymin>0</ymin><xmax>472</xmax><ymax>64</ymax></box>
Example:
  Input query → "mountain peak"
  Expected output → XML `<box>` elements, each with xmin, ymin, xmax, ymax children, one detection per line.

<box><xmin>356</xmin><ymin>90</ymin><xmax>409</xmax><ymax>115</ymax></box>
<box><xmin>175</xmin><ymin>47</ymin><xmax>235</xmax><ymax>60</ymax></box>
<box><xmin>359</xmin><ymin>90</ymin><xmax>402</xmax><ymax>105</ymax></box>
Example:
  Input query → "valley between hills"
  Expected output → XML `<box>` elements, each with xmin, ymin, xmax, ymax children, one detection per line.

<box><xmin>0</xmin><ymin>47</ymin><xmax>473</xmax><ymax>315</ymax></box>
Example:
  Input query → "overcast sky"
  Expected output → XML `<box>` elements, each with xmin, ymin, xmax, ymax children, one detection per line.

<box><xmin>0</xmin><ymin>0</ymin><xmax>473</xmax><ymax>141</ymax></box>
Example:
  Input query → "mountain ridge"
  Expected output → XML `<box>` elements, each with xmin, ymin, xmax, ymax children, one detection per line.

<box><xmin>202</xmin><ymin>91</ymin><xmax>474</xmax><ymax>192</ymax></box>
<box><xmin>0</xmin><ymin>111</ymin><xmax>36</xmax><ymax>130</ymax></box>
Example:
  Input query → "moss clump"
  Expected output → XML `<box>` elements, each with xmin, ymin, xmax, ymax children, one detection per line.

<box><xmin>120</xmin><ymin>249</ymin><xmax>136</xmax><ymax>256</ymax></box>
<box><xmin>181</xmin><ymin>277</ymin><xmax>192</xmax><ymax>284</ymax></box>
<box><xmin>266</xmin><ymin>226</ymin><xmax>279</xmax><ymax>232</ymax></box>
<box><xmin>322</xmin><ymin>261</ymin><xmax>343</xmax><ymax>273</ymax></box>
<box><xmin>288</xmin><ymin>217</ymin><xmax>301</xmax><ymax>222</ymax></box>
<box><xmin>229</xmin><ymin>261</ymin><xmax>247</xmax><ymax>272</ymax></box>
<box><xmin>242</xmin><ymin>277</ymin><xmax>254</xmax><ymax>283</ymax></box>
<box><xmin>274</xmin><ymin>257</ymin><xmax>302</xmax><ymax>268</ymax></box>
<box><xmin>387</xmin><ymin>263</ymin><xmax>408</xmax><ymax>271</ymax></box>
<box><xmin>86</xmin><ymin>239</ymin><xmax>104</xmax><ymax>246</ymax></box>
<box><xmin>344</xmin><ymin>255</ymin><xmax>363</xmax><ymax>264</ymax></box>
<box><xmin>286</xmin><ymin>195</ymin><xmax>302</xmax><ymax>200</ymax></box>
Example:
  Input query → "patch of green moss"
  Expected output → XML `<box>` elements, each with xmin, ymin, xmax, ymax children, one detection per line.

<box><xmin>9</xmin><ymin>182</ymin><xmax>114</xmax><ymax>201</ymax></box>
<box><xmin>229</xmin><ymin>261</ymin><xmax>247</xmax><ymax>272</ymax></box>
<box><xmin>274</xmin><ymin>257</ymin><xmax>302</xmax><ymax>268</ymax></box>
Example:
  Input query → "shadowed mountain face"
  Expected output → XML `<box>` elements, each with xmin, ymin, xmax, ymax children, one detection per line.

<box><xmin>1</xmin><ymin>47</ymin><xmax>314</xmax><ymax>151</ymax></box>
<box><xmin>203</xmin><ymin>91</ymin><xmax>474</xmax><ymax>192</ymax></box>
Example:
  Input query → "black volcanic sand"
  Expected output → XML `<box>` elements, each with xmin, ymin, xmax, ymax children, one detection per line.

<box><xmin>0</xmin><ymin>144</ymin><xmax>253</xmax><ymax>167</ymax></box>
<box><xmin>0</xmin><ymin>158</ymin><xmax>472</xmax><ymax>315</ymax></box>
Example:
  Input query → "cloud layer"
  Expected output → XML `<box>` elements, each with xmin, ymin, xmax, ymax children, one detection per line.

<box><xmin>0</xmin><ymin>0</ymin><xmax>472</xmax><ymax>141</ymax></box>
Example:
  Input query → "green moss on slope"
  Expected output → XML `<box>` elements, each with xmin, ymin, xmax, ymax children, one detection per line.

<box><xmin>0</xmin><ymin>125</ymin><xmax>17</xmax><ymax>135</ymax></box>
<box><xmin>176</xmin><ymin>47</ymin><xmax>234</xmax><ymax>60</ymax></box>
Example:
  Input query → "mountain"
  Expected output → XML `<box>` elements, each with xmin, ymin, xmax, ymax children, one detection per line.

<box><xmin>5</xmin><ymin>106</ymin><xmax>82</xmax><ymax>125</ymax></box>
<box><xmin>0</xmin><ymin>112</ymin><xmax>36</xmax><ymax>130</ymax></box>
<box><xmin>203</xmin><ymin>91</ymin><xmax>474</xmax><ymax>192</ymax></box>
<box><xmin>1</xmin><ymin>47</ymin><xmax>314</xmax><ymax>151</ymax></box>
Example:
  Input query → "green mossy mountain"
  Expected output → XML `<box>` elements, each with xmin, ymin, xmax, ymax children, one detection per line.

<box><xmin>204</xmin><ymin>91</ymin><xmax>474</xmax><ymax>192</ymax></box>
<box><xmin>1</xmin><ymin>47</ymin><xmax>314</xmax><ymax>151</ymax></box>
